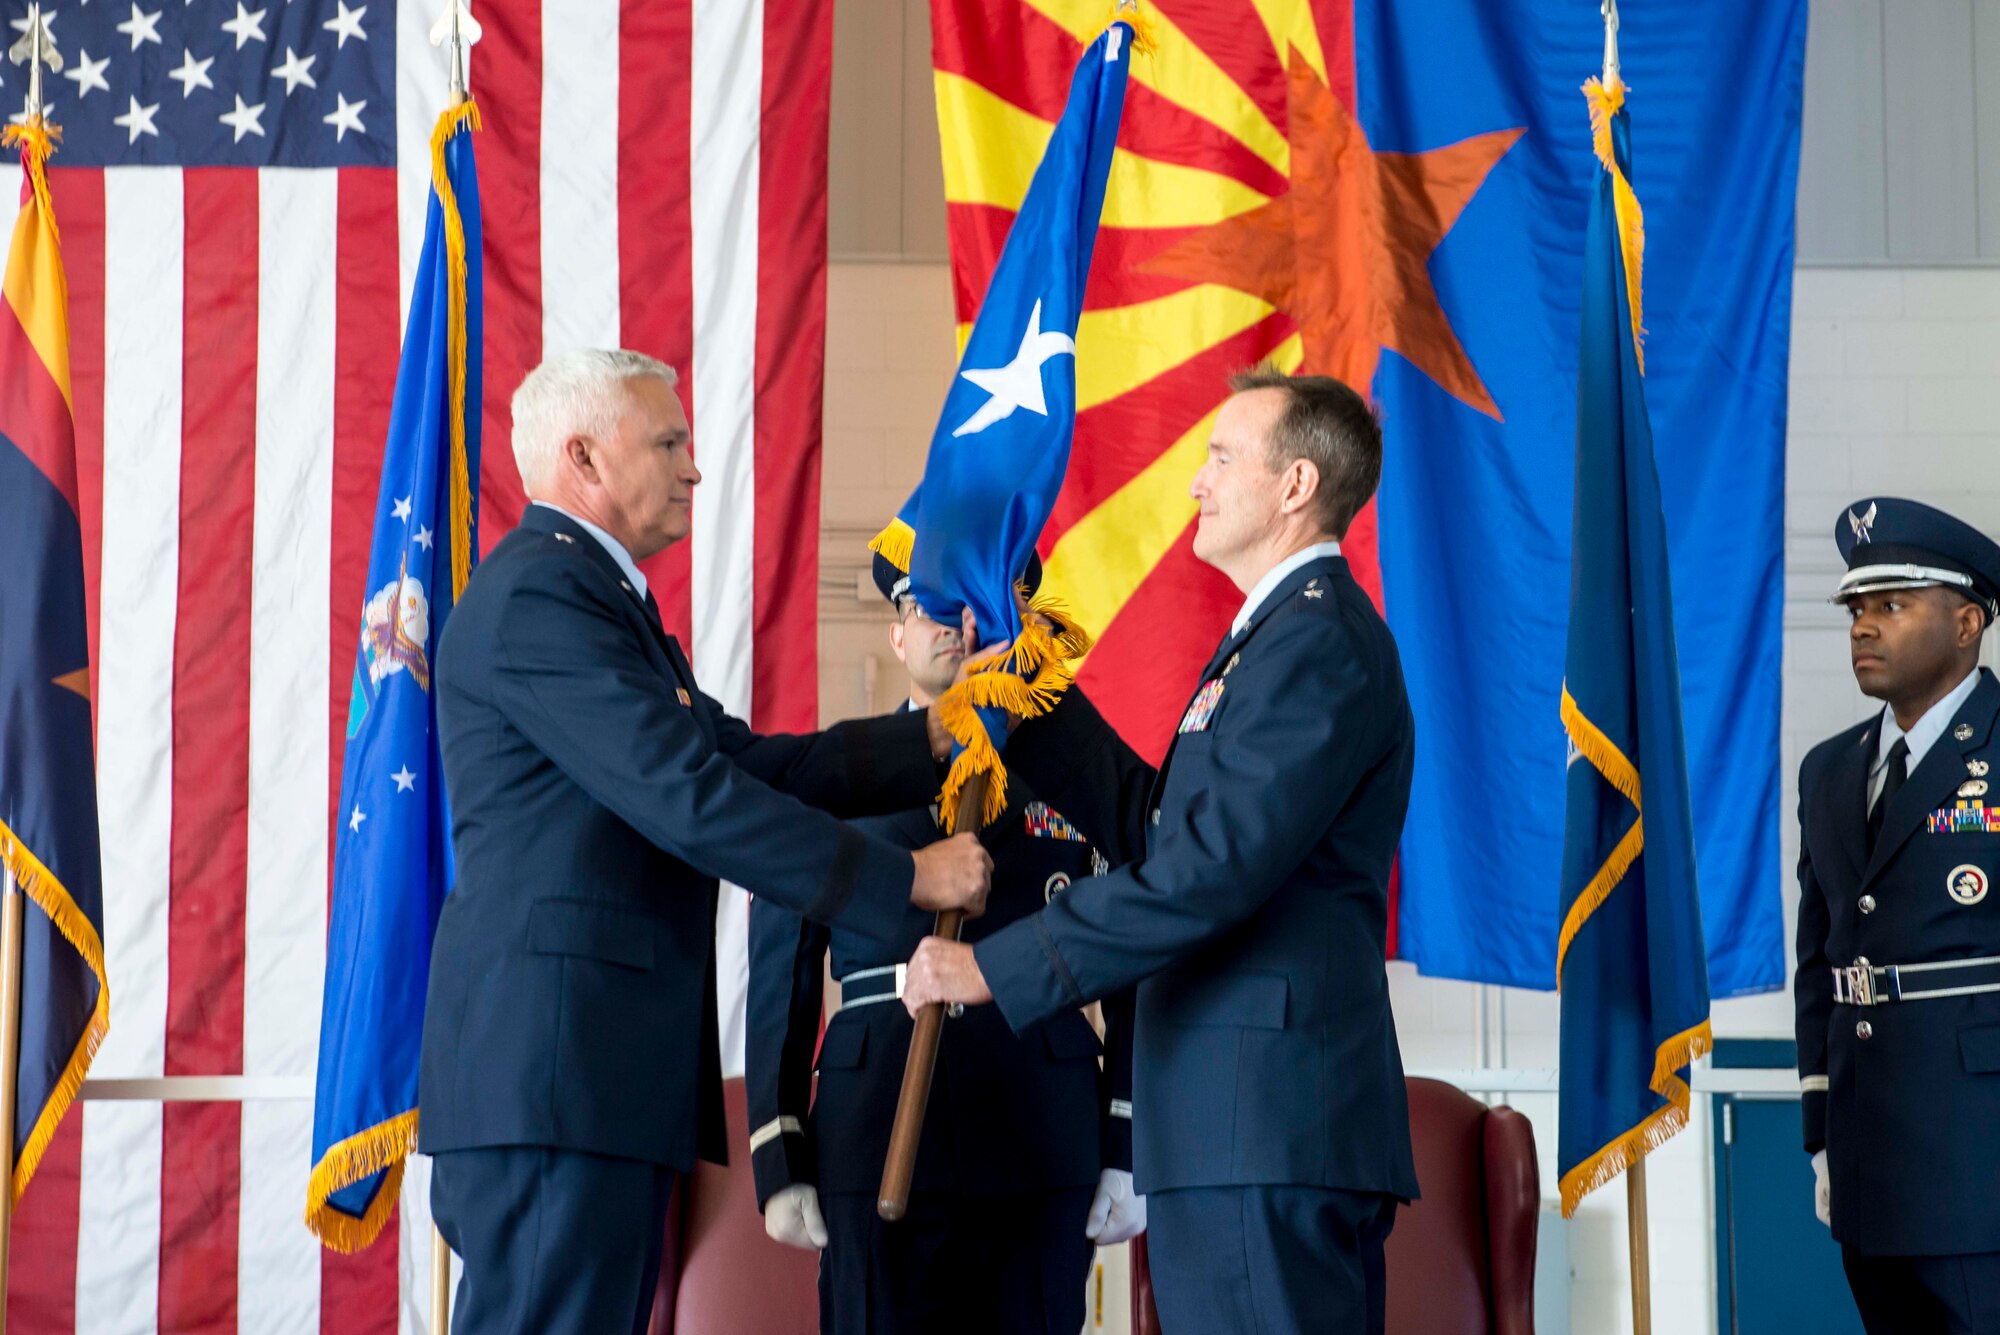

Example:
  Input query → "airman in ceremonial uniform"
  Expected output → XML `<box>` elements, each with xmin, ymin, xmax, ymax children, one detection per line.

<box><xmin>743</xmin><ymin>543</ymin><xmax>1140</xmax><ymax>1335</ymax></box>
<box><xmin>1797</xmin><ymin>496</ymin><xmax>2000</xmax><ymax>1334</ymax></box>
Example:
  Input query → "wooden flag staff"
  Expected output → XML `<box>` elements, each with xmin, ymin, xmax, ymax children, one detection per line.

<box><xmin>877</xmin><ymin>772</ymin><xmax>989</xmax><ymax>1221</ymax></box>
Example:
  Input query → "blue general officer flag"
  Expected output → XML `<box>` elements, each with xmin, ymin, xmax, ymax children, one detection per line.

<box><xmin>877</xmin><ymin>17</ymin><xmax>1131</xmax><ymax>828</ymax></box>
<box><xmin>1555</xmin><ymin>74</ymin><xmax>1711</xmax><ymax>1217</ymax></box>
<box><xmin>1359</xmin><ymin>0</ymin><xmax>1803</xmax><ymax>993</ymax></box>
<box><xmin>307</xmin><ymin>101</ymin><xmax>482</xmax><ymax>1251</ymax></box>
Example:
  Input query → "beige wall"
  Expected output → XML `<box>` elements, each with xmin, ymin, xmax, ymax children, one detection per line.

<box><xmin>816</xmin><ymin>262</ymin><xmax>959</xmax><ymax>724</ymax></box>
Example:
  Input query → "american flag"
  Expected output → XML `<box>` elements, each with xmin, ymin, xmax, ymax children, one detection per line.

<box><xmin>7</xmin><ymin>1</ymin><xmax>831</xmax><ymax>1330</ymax></box>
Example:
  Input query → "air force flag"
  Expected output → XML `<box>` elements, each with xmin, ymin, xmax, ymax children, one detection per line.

<box><xmin>307</xmin><ymin>101</ymin><xmax>483</xmax><ymax>1251</ymax></box>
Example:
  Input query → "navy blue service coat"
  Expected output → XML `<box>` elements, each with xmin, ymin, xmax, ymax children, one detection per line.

<box><xmin>974</xmin><ymin>554</ymin><xmax>1419</xmax><ymax>1201</ymax></box>
<box><xmin>419</xmin><ymin>506</ymin><xmax>942</xmax><ymax>1175</ymax></box>
<box><xmin>1796</xmin><ymin>668</ymin><xmax>2000</xmax><ymax>1256</ymax></box>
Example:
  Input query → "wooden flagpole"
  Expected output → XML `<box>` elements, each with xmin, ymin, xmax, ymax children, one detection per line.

<box><xmin>877</xmin><ymin>774</ymin><xmax>989</xmax><ymax>1221</ymax></box>
<box><xmin>1628</xmin><ymin>1158</ymin><xmax>1652</xmax><ymax>1335</ymax></box>
<box><xmin>0</xmin><ymin>866</ymin><xmax>27</xmax><ymax>1335</ymax></box>
<box><xmin>431</xmin><ymin>1223</ymin><xmax>452</xmax><ymax>1333</ymax></box>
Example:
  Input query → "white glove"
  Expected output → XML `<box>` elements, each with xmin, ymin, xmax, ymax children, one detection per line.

<box><xmin>1085</xmin><ymin>1168</ymin><xmax>1147</xmax><ymax>1245</ymax></box>
<box><xmin>763</xmin><ymin>1183</ymin><xmax>828</xmax><ymax>1251</ymax></box>
<box><xmin>1812</xmin><ymin>1149</ymin><xmax>1831</xmax><ymax>1228</ymax></box>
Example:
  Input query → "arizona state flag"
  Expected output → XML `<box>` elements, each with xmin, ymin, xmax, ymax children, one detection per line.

<box><xmin>0</xmin><ymin>117</ymin><xmax>109</xmax><ymax>1204</ymax></box>
<box><xmin>1555</xmin><ymin>76</ymin><xmax>1711</xmax><ymax>1216</ymax></box>
<box><xmin>307</xmin><ymin>102</ymin><xmax>483</xmax><ymax>1250</ymax></box>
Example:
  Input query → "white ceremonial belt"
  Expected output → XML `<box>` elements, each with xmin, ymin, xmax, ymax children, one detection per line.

<box><xmin>1832</xmin><ymin>953</ymin><xmax>2000</xmax><ymax>1006</ymax></box>
<box><xmin>833</xmin><ymin>963</ymin><xmax>906</xmax><ymax>1014</ymax></box>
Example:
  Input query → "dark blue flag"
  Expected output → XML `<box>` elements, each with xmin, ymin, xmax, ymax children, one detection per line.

<box><xmin>1556</xmin><ymin>75</ymin><xmax>1711</xmax><ymax>1217</ymax></box>
<box><xmin>307</xmin><ymin>101</ymin><xmax>482</xmax><ymax>1250</ymax></box>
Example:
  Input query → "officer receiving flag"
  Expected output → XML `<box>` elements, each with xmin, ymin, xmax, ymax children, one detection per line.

<box><xmin>1555</xmin><ymin>6</ymin><xmax>1712</xmax><ymax>1258</ymax></box>
<box><xmin>306</xmin><ymin>86</ymin><xmax>483</xmax><ymax>1252</ymax></box>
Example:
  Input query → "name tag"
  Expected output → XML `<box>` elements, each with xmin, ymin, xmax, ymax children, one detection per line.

<box><xmin>1178</xmin><ymin>679</ymin><xmax>1224</xmax><ymax>734</ymax></box>
<box><xmin>1928</xmin><ymin>802</ymin><xmax>2000</xmax><ymax>834</ymax></box>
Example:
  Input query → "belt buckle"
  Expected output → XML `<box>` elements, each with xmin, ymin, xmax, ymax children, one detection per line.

<box><xmin>1838</xmin><ymin>958</ymin><xmax>1877</xmax><ymax>1006</ymax></box>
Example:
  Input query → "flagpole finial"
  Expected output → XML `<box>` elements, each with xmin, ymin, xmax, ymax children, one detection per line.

<box><xmin>429</xmin><ymin>0</ymin><xmax>484</xmax><ymax>107</ymax></box>
<box><xmin>1601</xmin><ymin>0</ymin><xmax>1621</xmax><ymax>88</ymax></box>
<box><xmin>8</xmin><ymin>5</ymin><xmax>62</xmax><ymax>124</ymax></box>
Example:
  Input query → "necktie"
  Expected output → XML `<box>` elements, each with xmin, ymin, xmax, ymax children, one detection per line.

<box><xmin>1868</xmin><ymin>737</ymin><xmax>1910</xmax><ymax>853</ymax></box>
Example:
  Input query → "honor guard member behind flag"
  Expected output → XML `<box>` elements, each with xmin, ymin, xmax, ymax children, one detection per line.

<box><xmin>1798</xmin><ymin>495</ymin><xmax>2000</xmax><ymax>1334</ymax></box>
<box><xmin>418</xmin><ymin>350</ymin><xmax>992</xmax><ymax>1335</ymax></box>
<box><xmin>745</xmin><ymin>541</ymin><xmax>1140</xmax><ymax>1335</ymax></box>
<box><xmin>902</xmin><ymin>370</ymin><xmax>1419</xmax><ymax>1335</ymax></box>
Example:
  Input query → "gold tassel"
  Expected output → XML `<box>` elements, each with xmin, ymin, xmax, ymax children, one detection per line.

<box><xmin>1555</xmin><ymin>686</ymin><xmax>1647</xmax><ymax>985</ymax></box>
<box><xmin>303</xmin><ymin>1109</ymin><xmax>420</xmax><ymax>1252</ymax></box>
<box><xmin>1101</xmin><ymin>1</ymin><xmax>1159</xmax><ymax>57</ymax></box>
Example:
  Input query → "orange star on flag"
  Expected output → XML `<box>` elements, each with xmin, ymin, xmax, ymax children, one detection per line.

<box><xmin>1146</xmin><ymin>53</ymin><xmax>1522</xmax><ymax>420</ymax></box>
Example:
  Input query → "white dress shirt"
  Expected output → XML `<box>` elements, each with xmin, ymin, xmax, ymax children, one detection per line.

<box><xmin>1868</xmin><ymin>667</ymin><xmax>1981</xmax><ymax>813</ymax></box>
<box><xmin>531</xmin><ymin>499</ymin><xmax>648</xmax><ymax>601</ymax></box>
<box><xmin>1229</xmin><ymin>539</ymin><xmax>1344</xmax><ymax>638</ymax></box>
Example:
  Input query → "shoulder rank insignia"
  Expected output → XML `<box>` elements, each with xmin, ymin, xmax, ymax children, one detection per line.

<box><xmin>1303</xmin><ymin>578</ymin><xmax>1323</xmax><ymax>600</ymax></box>
<box><xmin>553</xmin><ymin>532</ymin><xmax>575</xmax><ymax>543</ymax></box>
<box><xmin>1178</xmin><ymin>678</ymin><xmax>1225</xmax><ymax>733</ymax></box>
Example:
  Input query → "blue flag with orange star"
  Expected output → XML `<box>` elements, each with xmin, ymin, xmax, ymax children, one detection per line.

<box><xmin>0</xmin><ymin>119</ymin><xmax>109</xmax><ymax>1209</ymax></box>
<box><xmin>1356</xmin><ymin>0</ymin><xmax>1804</xmax><ymax>992</ymax></box>
<box><xmin>307</xmin><ymin>101</ymin><xmax>482</xmax><ymax>1251</ymax></box>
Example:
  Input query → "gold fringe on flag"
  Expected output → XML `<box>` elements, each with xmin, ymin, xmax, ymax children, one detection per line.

<box><xmin>1</xmin><ymin>820</ymin><xmax>110</xmax><ymax>1205</ymax></box>
<box><xmin>1583</xmin><ymin>77</ymin><xmax>1646</xmax><ymax>371</ymax></box>
<box><xmin>303</xmin><ymin>1108</ymin><xmax>419</xmax><ymax>1253</ymax></box>
<box><xmin>430</xmin><ymin>99</ymin><xmax>482</xmax><ymax>602</ymax></box>
<box><xmin>1556</xmin><ymin>683</ymin><xmax>1643</xmax><ymax>985</ymax></box>
<box><xmin>867</xmin><ymin>517</ymin><xmax>916</xmax><ymax>576</ymax></box>
<box><xmin>1558</xmin><ymin>1017</ymin><xmax>1713</xmax><ymax>1218</ymax></box>
<box><xmin>934</xmin><ymin>598</ymin><xmax>1095</xmax><ymax>833</ymax></box>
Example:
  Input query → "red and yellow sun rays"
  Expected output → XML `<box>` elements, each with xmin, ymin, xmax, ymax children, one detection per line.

<box><xmin>930</xmin><ymin>0</ymin><xmax>1515</xmax><ymax>758</ymax></box>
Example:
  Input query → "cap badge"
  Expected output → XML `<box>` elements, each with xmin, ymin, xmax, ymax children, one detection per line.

<box><xmin>1957</xmin><ymin>724</ymin><xmax>1976</xmax><ymax>742</ymax></box>
<box><xmin>1948</xmin><ymin>863</ymin><xmax>1990</xmax><ymax>906</ymax></box>
<box><xmin>1848</xmin><ymin>502</ymin><xmax>1878</xmax><ymax>544</ymax></box>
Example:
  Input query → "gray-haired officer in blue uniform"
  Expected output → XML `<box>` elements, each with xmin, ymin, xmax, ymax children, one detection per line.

<box><xmin>1797</xmin><ymin>496</ymin><xmax>2000</xmax><ymax>1334</ymax></box>
<box><xmin>902</xmin><ymin>369</ymin><xmax>1419</xmax><ymax>1334</ymax></box>
<box><xmin>744</xmin><ymin>543</ymin><xmax>1141</xmax><ymax>1335</ymax></box>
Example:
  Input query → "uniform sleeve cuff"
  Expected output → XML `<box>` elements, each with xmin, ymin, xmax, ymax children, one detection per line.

<box><xmin>750</xmin><ymin>1120</ymin><xmax>815</xmax><ymax>1207</ymax></box>
<box><xmin>1801</xmin><ymin>1087</ymin><xmax>1827</xmax><ymax>1154</ymax></box>
<box><xmin>1102</xmin><ymin>1100</ymin><xmax>1134</xmax><ymax>1172</ymax></box>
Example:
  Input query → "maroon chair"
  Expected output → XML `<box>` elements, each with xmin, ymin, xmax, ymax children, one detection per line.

<box><xmin>1129</xmin><ymin>1077</ymin><xmax>1540</xmax><ymax>1334</ymax></box>
<box><xmin>649</xmin><ymin>1078</ymin><xmax>820</xmax><ymax>1335</ymax></box>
